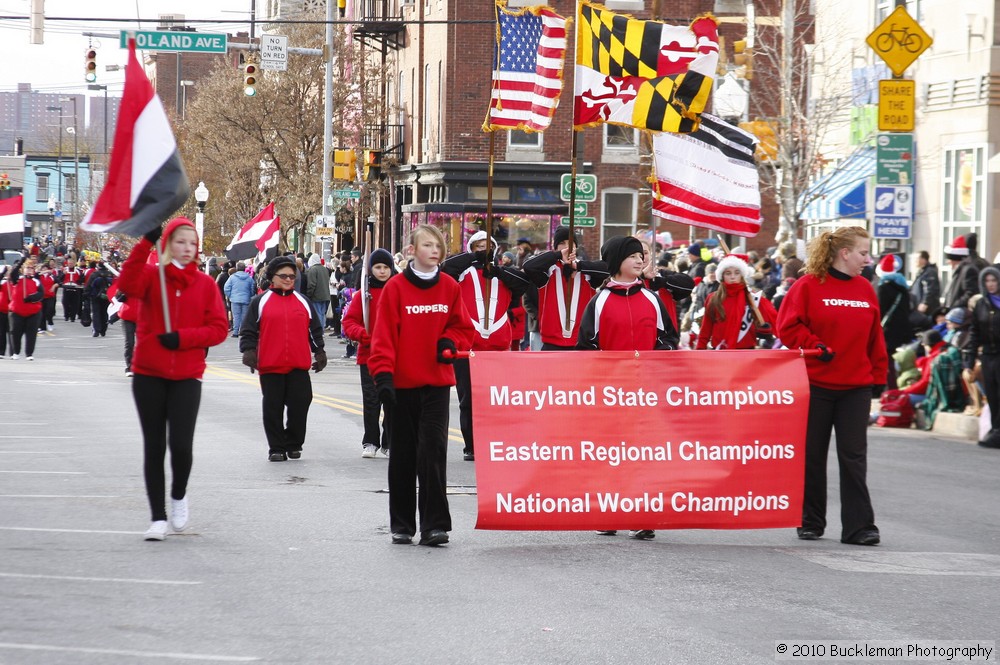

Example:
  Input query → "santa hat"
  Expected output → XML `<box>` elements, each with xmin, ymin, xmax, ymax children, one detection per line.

<box><xmin>945</xmin><ymin>235</ymin><xmax>970</xmax><ymax>258</ymax></box>
<box><xmin>876</xmin><ymin>254</ymin><xmax>902</xmax><ymax>276</ymax></box>
<box><xmin>600</xmin><ymin>236</ymin><xmax>644</xmax><ymax>277</ymax></box>
<box><xmin>465</xmin><ymin>230</ymin><xmax>498</xmax><ymax>254</ymax></box>
<box><xmin>714</xmin><ymin>253</ymin><xmax>753</xmax><ymax>282</ymax></box>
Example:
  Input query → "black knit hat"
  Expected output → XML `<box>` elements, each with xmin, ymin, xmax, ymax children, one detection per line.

<box><xmin>553</xmin><ymin>227</ymin><xmax>571</xmax><ymax>248</ymax></box>
<box><xmin>601</xmin><ymin>236</ymin><xmax>644</xmax><ymax>277</ymax></box>
<box><xmin>369</xmin><ymin>248</ymin><xmax>397</xmax><ymax>273</ymax></box>
<box><xmin>265</xmin><ymin>256</ymin><xmax>296</xmax><ymax>281</ymax></box>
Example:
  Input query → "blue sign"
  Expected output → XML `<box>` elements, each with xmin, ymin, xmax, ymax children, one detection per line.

<box><xmin>873</xmin><ymin>185</ymin><xmax>913</xmax><ymax>239</ymax></box>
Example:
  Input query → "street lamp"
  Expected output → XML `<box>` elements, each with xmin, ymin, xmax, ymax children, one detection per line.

<box><xmin>194</xmin><ymin>181</ymin><xmax>209</xmax><ymax>270</ymax></box>
<box><xmin>60</xmin><ymin>96</ymin><xmax>79</xmax><ymax>235</ymax></box>
<box><xmin>180</xmin><ymin>80</ymin><xmax>195</xmax><ymax>121</ymax></box>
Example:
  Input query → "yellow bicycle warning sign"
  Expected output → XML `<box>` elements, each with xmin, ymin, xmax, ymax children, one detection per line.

<box><xmin>866</xmin><ymin>6</ymin><xmax>932</xmax><ymax>77</ymax></box>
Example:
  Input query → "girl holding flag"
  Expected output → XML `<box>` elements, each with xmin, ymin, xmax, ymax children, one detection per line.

<box><xmin>695</xmin><ymin>253</ymin><xmax>777</xmax><ymax>350</ymax></box>
<box><xmin>118</xmin><ymin>218</ymin><xmax>229</xmax><ymax>541</ymax></box>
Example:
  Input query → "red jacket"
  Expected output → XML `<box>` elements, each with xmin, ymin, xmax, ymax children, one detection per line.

<box><xmin>577</xmin><ymin>281</ymin><xmax>678</xmax><ymax>351</ymax></box>
<box><xmin>0</xmin><ymin>280</ymin><xmax>11</xmax><ymax>314</ymax></box>
<box><xmin>901</xmin><ymin>341</ymin><xmax>946</xmax><ymax>395</ymax></box>
<box><xmin>523</xmin><ymin>251</ymin><xmax>608</xmax><ymax>348</ymax></box>
<box><xmin>342</xmin><ymin>281</ymin><xmax>388</xmax><ymax>365</ymax></box>
<box><xmin>240</xmin><ymin>288</ymin><xmax>324</xmax><ymax>374</ymax></box>
<box><xmin>776</xmin><ymin>272</ymin><xmax>888</xmax><ymax>389</ymax></box>
<box><xmin>39</xmin><ymin>273</ymin><xmax>58</xmax><ymax>298</ymax></box>
<box><xmin>368</xmin><ymin>268</ymin><xmax>475</xmax><ymax>389</ymax></box>
<box><xmin>696</xmin><ymin>283</ymin><xmax>777</xmax><ymax>350</ymax></box>
<box><xmin>117</xmin><ymin>222</ymin><xmax>229</xmax><ymax>381</ymax></box>
<box><xmin>9</xmin><ymin>275</ymin><xmax>43</xmax><ymax>317</ymax></box>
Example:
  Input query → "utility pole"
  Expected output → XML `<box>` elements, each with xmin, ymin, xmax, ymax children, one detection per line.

<box><xmin>322</xmin><ymin>0</ymin><xmax>334</xmax><ymax>220</ymax></box>
<box><xmin>778</xmin><ymin>0</ymin><xmax>796</xmax><ymax>242</ymax></box>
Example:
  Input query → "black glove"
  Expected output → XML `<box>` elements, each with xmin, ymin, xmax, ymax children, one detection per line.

<box><xmin>143</xmin><ymin>226</ymin><xmax>163</xmax><ymax>245</ymax></box>
<box><xmin>816</xmin><ymin>343</ymin><xmax>835</xmax><ymax>362</ymax></box>
<box><xmin>482</xmin><ymin>262</ymin><xmax>497</xmax><ymax>278</ymax></box>
<box><xmin>158</xmin><ymin>332</ymin><xmax>180</xmax><ymax>350</ymax></box>
<box><xmin>871</xmin><ymin>384</ymin><xmax>886</xmax><ymax>398</ymax></box>
<box><xmin>474</xmin><ymin>250</ymin><xmax>490</xmax><ymax>265</ymax></box>
<box><xmin>242</xmin><ymin>349</ymin><xmax>258</xmax><ymax>373</ymax></box>
<box><xmin>436</xmin><ymin>337</ymin><xmax>457</xmax><ymax>364</ymax></box>
<box><xmin>311</xmin><ymin>350</ymin><xmax>328</xmax><ymax>372</ymax></box>
<box><xmin>374</xmin><ymin>372</ymin><xmax>396</xmax><ymax>407</ymax></box>
<box><xmin>754</xmin><ymin>323</ymin><xmax>773</xmax><ymax>338</ymax></box>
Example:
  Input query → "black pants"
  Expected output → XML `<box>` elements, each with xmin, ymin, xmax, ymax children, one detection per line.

<box><xmin>0</xmin><ymin>312</ymin><xmax>9</xmax><ymax>356</ymax></box>
<box><xmin>41</xmin><ymin>298</ymin><xmax>56</xmax><ymax>328</ymax></box>
<box><xmin>91</xmin><ymin>297</ymin><xmax>109</xmax><ymax>335</ymax></box>
<box><xmin>389</xmin><ymin>386</ymin><xmax>451</xmax><ymax>537</ymax></box>
<box><xmin>802</xmin><ymin>385</ymin><xmax>877</xmax><ymax>542</ymax></box>
<box><xmin>541</xmin><ymin>342</ymin><xmax>575</xmax><ymax>351</ymax></box>
<box><xmin>132</xmin><ymin>374</ymin><xmax>202</xmax><ymax>522</ymax></box>
<box><xmin>359</xmin><ymin>363</ymin><xmax>391</xmax><ymax>449</ymax></box>
<box><xmin>453</xmin><ymin>358</ymin><xmax>474</xmax><ymax>455</ymax></box>
<box><xmin>123</xmin><ymin>320</ymin><xmax>136</xmax><ymax>371</ymax></box>
<box><xmin>62</xmin><ymin>288</ymin><xmax>81</xmax><ymax>321</ymax></box>
<box><xmin>10</xmin><ymin>311</ymin><xmax>40</xmax><ymax>356</ymax></box>
<box><xmin>981</xmin><ymin>354</ymin><xmax>1000</xmax><ymax>431</ymax></box>
<box><xmin>259</xmin><ymin>369</ymin><xmax>312</xmax><ymax>454</ymax></box>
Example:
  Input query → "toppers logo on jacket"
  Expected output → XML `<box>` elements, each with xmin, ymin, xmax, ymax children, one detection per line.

<box><xmin>405</xmin><ymin>304</ymin><xmax>449</xmax><ymax>314</ymax></box>
<box><xmin>822</xmin><ymin>298</ymin><xmax>871</xmax><ymax>308</ymax></box>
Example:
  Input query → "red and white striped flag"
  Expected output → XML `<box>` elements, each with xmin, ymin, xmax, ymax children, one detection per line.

<box><xmin>255</xmin><ymin>215</ymin><xmax>280</xmax><ymax>265</ymax></box>
<box><xmin>483</xmin><ymin>3</ymin><xmax>568</xmax><ymax>132</ymax></box>
<box><xmin>225</xmin><ymin>202</ymin><xmax>276</xmax><ymax>261</ymax></box>
<box><xmin>79</xmin><ymin>39</ymin><xmax>189</xmax><ymax>236</ymax></box>
<box><xmin>0</xmin><ymin>196</ymin><xmax>24</xmax><ymax>250</ymax></box>
<box><xmin>651</xmin><ymin>114</ymin><xmax>761</xmax><ymax>238</ymax></box>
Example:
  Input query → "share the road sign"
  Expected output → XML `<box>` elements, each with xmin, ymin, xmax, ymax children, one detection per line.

<box><xmin>121</xmin><ymin>30</ymin><xmax>228</xmax><ymax>53</ymax></box>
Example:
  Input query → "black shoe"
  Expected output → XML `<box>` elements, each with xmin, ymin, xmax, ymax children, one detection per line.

<box><xmin>391</xmin><ymin>533</ymin><xmax>412</xmax><ymax>545</ymax></box>
<box><xmin>797</xmin><ymin>527</ymin><xmax>823</xmax><ymax>540</ymax></box>
<box><xmin>287</xmin><ymin>450</ymin><xmax>301</xmax><ymax>459</ymax></box>
<box><xmin>629</xmin><ymin>529</ymin><xmax>656</xmax><ymax>540</ymax></box>
<box><xmin>92</xmin><ymin>332</ymin><xmax>99</xmax><ymax>337</ymax></box>
<box><xmin>268</xmin><ymin>452</ymin><xmax>287</xmax><ymax>462</ymax></box>
<box><xmin>843</xmin><ymin>529</ymin><xmax>880</xmax><ymax>546</ymax></box>
<box><xmin>418</xmin><ymin>529</ymin><xmax>449</xmax><ymax>546</ymax></box>
<box><xmin>595</xmin><ymin>530</ymin><xmax>618</xmax><ymax>536</ymax></box>
<box><xmin>463</xmin><ymin>451</ymin><xmax>475</xmax><ymax>461</ymax></box>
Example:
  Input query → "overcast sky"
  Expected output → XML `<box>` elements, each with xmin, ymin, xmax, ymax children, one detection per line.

<box><xmin>0</xmin><ymin>0</ymin><xmax>252</xmax><ymax>97</ymax></box>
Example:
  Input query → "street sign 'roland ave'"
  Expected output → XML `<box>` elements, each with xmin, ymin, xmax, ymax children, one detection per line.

<box><xmin>120</xmin><ymin>30</ymin><xmax>228</xmax><ymax>53</ymax></box>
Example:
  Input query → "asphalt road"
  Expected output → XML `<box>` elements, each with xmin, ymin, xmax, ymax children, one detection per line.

<box><xmin>0</xmin><ymin>312</ymin><xmax>997</xmax><ymax>665</ymax></box>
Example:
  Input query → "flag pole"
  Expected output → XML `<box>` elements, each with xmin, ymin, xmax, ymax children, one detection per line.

<box><xmin>153</xmin><ymin>242</ymin><xmax>172</xmax><ymax>333</ymax></box>
<box><xmin>484</xmin><ymin>131</ymin><xmax>496</xmax><ymax>331</ymax></box>
<box><xmin>361</xmin><ymin>215</ymin><xmax>371</xmax><ymax>332</ymax></box>
<box><xmin>565</xmin><ymin>129</ymin><xmax>579</xmax><ymax>333</ymax></box>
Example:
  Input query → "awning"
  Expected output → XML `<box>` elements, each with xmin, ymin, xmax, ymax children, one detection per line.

<box><xmin>799</xmin><ymin>148</ymin><xmax>875</xmax><ymax>221</ymax></box>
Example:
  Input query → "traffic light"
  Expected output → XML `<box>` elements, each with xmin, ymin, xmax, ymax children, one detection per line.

<box><xmin>338</xmin><ymin>0</ymin><xmax>346</xmax><ymax>16</ymax></box>
<box><xmin>0</xmin><ymin>173</ymin><xmax>9</xmax><ymax>190</ymax></box>
<box><xmin>85</xmin><ymin>48</ymin><xmax>97</xmax><ymax>83</ymax></box>
<box><xmin>333</xmin><ymin>149</ymin><xmax>357</xmax><ymax>181</ymax></box>
<box><xmin>733</xmin><ymin>39</ymin><xmax>753</xmax><ymax>80</ymax></box>
<box><xmin>243</xmin><ymin>62</ymin><xmax>258</xmax><ymax>97</ymax></box>
<box><xmin>363</xmin><ymin>149</ymin><xmax>381</xmax><ymax>181</ymax></box>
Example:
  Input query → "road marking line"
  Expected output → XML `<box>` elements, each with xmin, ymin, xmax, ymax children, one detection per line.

<box><xmin>0</xmin><ymin>643</ymin><xmax>259</xmax><ymax>662</ymax></box>
<box><xmin>0</xmin><ymin>572</ymin><xmax>202</xmax><ymax>585</ymax></box>
<box><xmin>0</xmin><ymin>451</ymin><xmax>70</xmax><ymax>454</ymax></box>
<box><xmin>0</xmin><ymin>494</ymin><xmax>118</xmax><ymax>498</ymax></box>
<box><xmin>0</xmin><ymin>526</ymin><xmax>139</xmax><ymax>535</ymax></box>
<box><xmin>0</xmin><ymin>470</ymin><xmax>87</xmax><ymax>475</ymax></box>
<box><xmin>0</xmin><ymin>436</ymin><xmax>75</xmax><ymax>439</ymax></box>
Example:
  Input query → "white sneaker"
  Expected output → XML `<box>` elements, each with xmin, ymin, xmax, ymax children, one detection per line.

<box><xmin>361</xmin><ymin>444</ymin><xmax>377</xmax><ymax>458</ymax></box>
<box><xmin>144</xmin><ymin>520</ymin><xmax>168</xmax><ymax>541</ymax></box>
<box><xmin>47</xmin><ymin>325</ymin><xmax>54</xmax><ymax>332</ymax></box>
<box><xmin>170</xmin><ymin>497</ymin><xmax>189</xmax><ymax>532</ymax></box>
<box><xmin>10</xmin><ymin>354</ymin><xmax>18</xmax><ymax>360</ymax></box>
<box><xmin>125</xmin><ymin>370</ymin><xmax>134</xmax><ymax>377</ymax></box>
<box><xmin>26</xmin><ymin>356</ymin><xmax>33</xmax><ymax>361</ymax></box>
<box><xmin>379</xmin><ymin>447</ymin><xmax>390</xmax><ymax>458</ymax></box>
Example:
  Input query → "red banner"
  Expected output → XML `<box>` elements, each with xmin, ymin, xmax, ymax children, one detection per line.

<box><xmin>469</xmin><ymin>350</ymin><xmax>809</xmax><ymax>530</ymax></box>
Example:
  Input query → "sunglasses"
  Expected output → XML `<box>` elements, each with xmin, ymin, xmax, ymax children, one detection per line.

<box><xmin>274</xmin><ymin>273</ymin><xmax>296</xmax><ymax>280</ymax></box>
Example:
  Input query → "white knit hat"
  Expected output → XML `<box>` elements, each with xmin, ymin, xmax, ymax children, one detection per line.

<box><xmin>714</xmin><ymin>253</ymin><xmax>753</xmax><ymax>281</ymax></box>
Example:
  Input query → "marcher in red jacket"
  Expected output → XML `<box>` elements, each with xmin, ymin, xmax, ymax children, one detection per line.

<box><xmin>0</xmin><ymin>268</ymin><xmax>14</xmax><ymax>357</ymax></box>
<box><xmin>59</xmin><ymin>256</ymin><xmax>85</xmax><ymax>322</ymax></box>
<box><xmin>696</xmin><ymin>253</ymin><xmax>777</xmax><ymax>350</ymax></box>
<box><xmin>7</xmin><ymin>259</ymin><xmax>44</xmax><ymax>360</ymax></box>
<box><xmin>368</xmin><ymin>225</ymin><xmax>475</xmax><ymax>547</ymax></box>
<box><xmin>38</xmin><ymin>260</ymin><xmax>58</xmax><ymax>333</ymax></box>
<box><xmin>239</xmin><ymin>256</ymin><xmax>327</xmax><ymax>462</ymax></box>
<box><xmin>118</xmin><ymin>218</ymin><xmax>229</xmax><ymax>542</ymax></box>
<box><xmin>342</xmin><ymin>249</ymin><xmax>397</xmax><ymax>458</ymax></box>
<box><xmin>777</xmin><ymin>225</ymin><xmax>887</xmax><ymax>547</ymax></box>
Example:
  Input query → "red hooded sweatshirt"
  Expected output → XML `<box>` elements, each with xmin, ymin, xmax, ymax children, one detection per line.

<box><xmin>117</xmin><ymin>218</ymin><xmax>229</xmax><ymax>380</ymax></box>
<box><xmin>696</xmin><ymin>282</ymin><xmax>777</xmax><ymax>350</ymax></box>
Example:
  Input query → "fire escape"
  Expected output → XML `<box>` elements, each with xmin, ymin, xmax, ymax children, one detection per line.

<box><xmin>354</xmin><ymin>0</ymin><xmax>405</xmax><ymax>165</ymax></box>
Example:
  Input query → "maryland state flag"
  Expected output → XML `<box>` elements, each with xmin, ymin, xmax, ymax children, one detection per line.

<box><xmin>574</xmin><ymin>2</ymin><xmax>719</xmax><ymax>133</ymax></box>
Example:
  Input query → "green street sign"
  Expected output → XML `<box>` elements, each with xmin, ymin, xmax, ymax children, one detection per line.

<box><xmin>572</xmin><ymin>202</ymin><xmax>588</xmax><ymax>216</ymax></box>
<box><xmin>560</xmin><ymin>216</ymin><xmax>596</xmax><ymax>227</ymax></box>
<box><xmin>120</xmin><ymin>30</ymin><xmax>228</xmax><ymax>53</ymax></box>
<box><xmin>332</xmin><ymin>188</ymin><xmax>361</xmax><ymax>199</ymax></box>
<box><xmin>876</xmin><ymin>133</ymin><xmax>914</xmax><ymax>185</ymax></box>
<box><xmin>560</xmin><ymin>173</ymin><xmax>597</xmax><ymax>203</ymax></box>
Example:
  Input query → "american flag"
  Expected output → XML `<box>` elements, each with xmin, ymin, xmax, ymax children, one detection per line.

<box><xmin>484</xmin><ymin>3</ymin><xmax>567</xmax><ymax>132</ymax></box>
